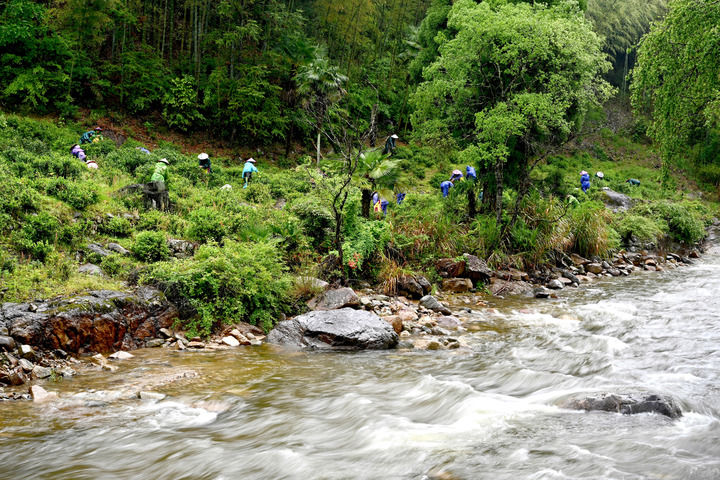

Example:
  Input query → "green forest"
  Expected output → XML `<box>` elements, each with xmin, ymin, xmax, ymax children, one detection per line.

<box><xmin>0</xmin><ymin>0</ymin><xmax>719</xmax><ymax>336</ymax></box>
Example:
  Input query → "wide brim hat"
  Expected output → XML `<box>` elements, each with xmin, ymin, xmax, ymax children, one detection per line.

<box><xmin>580</xmin><ymin>170</ymin><xmax>588</xmax><ymax>175</ymax></box>
<box><xmin>159</xmin><ymin>158</ymin><xmax>169</xmax><ymax>164</ymax></box>
<box><xmin>198</xmin><ymin>153</ymin><xmax>209</xmax><ymax>160</ymax></box>
<box><xmin>596</xmin><ymin>171</ymin><xmax>604</xmax><ymax>178</ymax></box>
<box><xmin>247</xmin><ymin>158</ymin><xmax>256</xmax><ymax>163</ymax></box>
<box><xmin>391</xmin><ymin>134</ymin><xmax>399</xmax><ymax>139</ymax></box>
<box><xmin>452</xmin><ymin>169</ymin><xmax>462</xmax><ymax>175</ymax></box>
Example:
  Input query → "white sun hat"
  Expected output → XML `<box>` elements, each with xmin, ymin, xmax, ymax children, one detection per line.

<box><xmin>247</xmin><ymin>158</ymin><xmax>256</xmax><ymax>163</ymax></box>
<box><xmin>596</xmin><ymin>171</ymin><xmax>604</xmax><ymax>178</ymax></box>
<box><xmin>159</xmin><ymin>158</ymin><xmax>169</xmax><ymax>164</ymax></box>
<box><xmin>391</xmin><ymin>134</ymin><xmax>399</xmax><ymax>139</ymax></box>
<box><xmin>198</xmin><ymin>153</ymin><xmax>209</xmax><ymax>160</ymax></box>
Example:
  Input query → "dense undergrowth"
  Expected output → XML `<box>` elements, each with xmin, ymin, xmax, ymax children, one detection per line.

<box><xmin>0</xmin><ymin>112</ymin><xmax>715</xmax><ymax>336</ymax></box>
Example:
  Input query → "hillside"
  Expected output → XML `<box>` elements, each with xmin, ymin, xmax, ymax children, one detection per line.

<box><xmin>0</xmin><ymin>111</ymin><xmax>715</xmax><ymax>337</ymax></box>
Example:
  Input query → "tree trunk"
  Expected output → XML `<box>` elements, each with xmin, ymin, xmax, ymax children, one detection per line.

<box><xmin>316</xmin><ymin>130</ymin><xmax>322</xmax><ymax>165</ymax></box>
<box><xmin>361</xmin><ymin>188</ymin><xmax>372</xmax><ymax>218</ymax></box>
<box><xmin>369</xmin><ymin>103</ymin><xmax>378</xmax><ymax>147</ymax></box>
<box><xmin>494</xmin><ymin>161</ymin><xmax>504</xmax><ymax>226</ymax></box>
<box><xmin>467</xmin><ymin>183</ymin><xmax>477</xmax><ymax>218</ymax></box>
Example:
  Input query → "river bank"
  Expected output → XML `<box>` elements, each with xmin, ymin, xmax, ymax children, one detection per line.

<box><xmin>2</xmin><ymin>223</ymin><xmax>716</xmax><ymax>402</ymax></box>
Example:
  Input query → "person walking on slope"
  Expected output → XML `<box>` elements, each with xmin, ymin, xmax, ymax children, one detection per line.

<box><xmin>242</xmin><ymin>158</ymin><xmax>258</xmax><ymax>188</ymax></box>
<box><xmin>80</xmin><ymin>127</ymin><xmax>102</xmax><ymax>144</ymax></box>
<box><xmin>580</xmin><ymin>170</ymin><xmax>591</xmax><ymax>193</ymax></box>
<box><xmin>151</xmin><ymin>158</ymin><xmax>170</xmax><ymax>184</ymax></box>
<box><xmin>382</xmin><ymin>134</ymin><xmax>399</xmax><ymax>155</ymax></box>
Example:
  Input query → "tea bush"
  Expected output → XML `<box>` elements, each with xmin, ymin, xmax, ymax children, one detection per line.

<box><xmin>186</xmin><ymin>207</ymin><xmax>226</xmax><ymax>243</ymax></box>
<box><xmin>132</xmin><ymin>231</ymin><xmax>170</xmax><ymax>262</ymax></box>
<box><xmin>143</xmin><ymin>240</ymin><xmax>293</xmax><ymax>337</ymax></box>
<box><xmin>100</xmin><ymin>216</ymin><xmax>133</xmax><ymax>237</ymax></box>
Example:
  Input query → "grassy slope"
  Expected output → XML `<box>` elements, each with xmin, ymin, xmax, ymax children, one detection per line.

<box><xmin>0</xmin><ymin>109</ymin><xmax>716</xmax><ymax>331</ymax></box>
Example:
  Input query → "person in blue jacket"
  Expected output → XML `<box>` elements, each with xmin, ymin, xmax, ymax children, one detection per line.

<box><xmin>395</xmin><ymin>192</ymin><xmax>406</xmax><ymax>205</ymax></box>
<box><xmin>466</xmin><ymin>165</ymin><xmax>477</xmax><ymax>180</ymax></box>
<box><xmin>242</xmin><ymin>158</ymin><xmax>258</xmax><ymax>188</ymax></box>
<box><xmin>580</xmin><ymin>170</ymin><xmax>591</xmax><ymax>193</ymax></box>
<box><xmin>440</xmin><ymin>180</ymin><xmax>454</xmax><ymax>197</ymax></box>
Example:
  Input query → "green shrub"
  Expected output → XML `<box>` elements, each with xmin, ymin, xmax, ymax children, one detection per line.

<box><xmin>291</xmin><ymin>197</ymin><xmax>334</xmax><ymax>249</ymax></box>
<box><xmin>162</xmin><ymin>75</ymin><xmax>204</xmax><ymax>132</ymax></box>
<box><xmin>696</xmin><ymin>164</ymin><xmax>720</xmax><ymax>186</ymax></box>
<box><xmin>0</xmin><ymin>173</ymin><xmax>38</xmax><ymax>221</ymax></box>
<box><xmin>614</xmin><ymin>214</ymin><xmax>665</xmax><ymax>243</ymax></box>
<box><xmin>186</xmin><ymin>207</ymin><xmax>226</xmax><ymax>243</ymax></box>
<box><xmin>244</xmin><ymin>182</ymin><xmax>272</xmax><ymax>204</ymax></box>
<box><xmin>105</xmin><ymin>147</ymin><xmax>156</xmax><ymax>175</ymax></box>
<box><xmin>42</xmin><ymin>178</ymin><xmax>99</xmax><ymax>210</ymax></box>
<box><xmin>137</xmin><ymin>210</ymin><xmax>168</xmax><ymax>231</ymax></box>
<box><xmin>100</xmin><ymin>254</ymin><xmax>128</xmax><ymax>276</ymax></box>
<box><xmin>640</xmin><ymin>201</ymin><xmax>707</xmax><ymax>244</ymax></box>
<box><xmin>132</xmin><ymin>231</ymin><xmax>170</xmax><ymax>262</ymax></box>
<box><xmin>343</xmin><ymin>219</ymin><xmax>391</xmax><ymax>272</ymax></box>
<box><xmin>11</xmin><ymin>212</ymin><xmax>59</xmax><ymax>262</ymax></box>
<box><xmin>142</xmin><ymin>241</ymin><xmax>292</xmax><ymax>337</ymax></box>
<box><xmin>100</xmin><ymin>216</ymin><xmax>133</xmax><ymax>237</ymax></box>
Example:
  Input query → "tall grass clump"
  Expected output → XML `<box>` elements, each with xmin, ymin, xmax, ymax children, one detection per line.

<box><xmin>569</xmin><ymin>202</ymin><xmax>620</xmax><ymax>257</ymax></box>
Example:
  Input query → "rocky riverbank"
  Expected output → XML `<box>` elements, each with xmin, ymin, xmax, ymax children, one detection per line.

<box><xmin>2</xmin><ymin>225</ymin><xmax>715</xmax><ymax>402</ymax></box>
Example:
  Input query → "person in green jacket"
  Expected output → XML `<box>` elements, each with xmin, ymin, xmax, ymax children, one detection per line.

<box><xmin>150</xmin><ymin>158</ymin><xmax>169</xmax><ymax>184</ymax></box>
<box><xmin>80</xmin><ymin>126</ymin><xmax>102</xmax><ymax>144</ymax></box>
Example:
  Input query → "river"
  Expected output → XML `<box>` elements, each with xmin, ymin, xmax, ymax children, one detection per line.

<box><xmin>1</xmin><ymin>248</ymin><xmax>720</xmax><ymax>479</ymax></box>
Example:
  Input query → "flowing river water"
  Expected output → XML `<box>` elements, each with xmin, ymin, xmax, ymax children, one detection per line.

<box><xmin>2</xmin><ymin>249</ymin><xmax>720</xmax><ymax>479</ymax></box>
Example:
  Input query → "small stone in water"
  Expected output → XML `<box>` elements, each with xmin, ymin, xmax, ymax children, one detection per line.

<box><xmin>138</xmin><ymin>391</ymin><xmax>166</xmax><ymax>401</ymax></box>
<box><xmin>109</xmin><ymin>351</ymin><xmax>134</xmax><ymax>360</ymax></box>
<box><xmin>30</xmin><ymin>385</ymin><xmax>58</xmax><ymax>403</ymax></box>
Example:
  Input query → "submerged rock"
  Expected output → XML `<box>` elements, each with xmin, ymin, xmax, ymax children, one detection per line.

<box><xmin>563</xmin><ymin>393</ymin><xmax>682</xmax><ymax>419</ymax></box>
<box><xmin>267</xmin><ymin>308</ymin><xmax>398</xmax><ymax>350</ymax></box>
<box><xmin>419</xmin><ymin>295</ymin><xmax>452</xmax><ymax>315</ymax></box>
<box><xmin>534</xmin><ymin>287</ymin><xmax>551</xmax><ymax>299</ymax></box>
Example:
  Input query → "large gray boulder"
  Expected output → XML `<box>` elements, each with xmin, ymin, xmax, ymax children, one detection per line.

<box><xmin>600</xmin><ymin>188</ymin><xmax>635</xmax><ymax>212</ymax></box>
<box><xmin>563</xmin><ymin>393</ymin><xmax>682</xmax><ymax>419</ymax></box>
<box><xmin>267</xmin><ymin>308</ymin><xmax>398</xmax><ymax>350</ymax></box>
<box><xmin>307</xmin><ymin>287</ymin><xmax>360</xmax><ymax>310</ymax></box>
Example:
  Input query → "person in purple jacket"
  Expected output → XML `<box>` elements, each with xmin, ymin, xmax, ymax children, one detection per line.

<box><xmin>69</xmin><ymin>144</ymin><xmax>86</xmax><ymax>162</ymax></box>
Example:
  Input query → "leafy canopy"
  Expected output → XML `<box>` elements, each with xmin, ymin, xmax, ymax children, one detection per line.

<box><xmin>631</xmin><ymin>0</ymin><xmax>720</xmax><ymax>160</ymax></box>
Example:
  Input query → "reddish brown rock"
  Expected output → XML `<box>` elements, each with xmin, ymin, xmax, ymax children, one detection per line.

<box><xmin>1</xmin><ymin>288</ymin><xmax>177</xmax><ymax>355</ymax></box>
<box><xmin>435</xmin><ymin>258</ymin><xmax>466</xmax><ymax>278</ymax></box>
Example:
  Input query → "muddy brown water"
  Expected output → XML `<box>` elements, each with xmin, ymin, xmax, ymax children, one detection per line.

<box><xmin>1</xmin><ymin>249</ymin><xmax>720</xmax><ymax>479</ymax></box>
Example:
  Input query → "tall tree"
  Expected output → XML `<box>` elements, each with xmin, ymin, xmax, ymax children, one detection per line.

<box><xmin>412</xmin><ymin>0</ymin><xmax>612</xmax><ymax>227</ymax></box>
<box><xmin>631</xmin><ymin>0</ymin><xmax>720</xmax><ymax>163</ymax></box>
<box><xmin>296</xmin><ymin>50</ymin><xmax>348</xmax><ymax>164</ymax></box>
